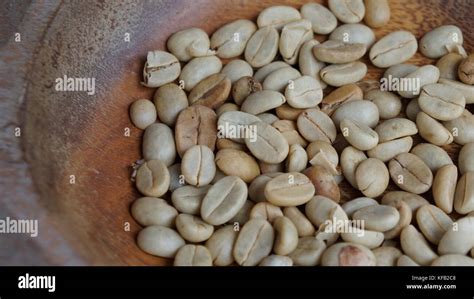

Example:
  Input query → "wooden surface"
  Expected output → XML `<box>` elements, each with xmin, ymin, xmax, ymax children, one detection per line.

<box><xmin>0</xmin><ymin>0</ymin><xmax>473</xmax><ymax>265</ymax></box>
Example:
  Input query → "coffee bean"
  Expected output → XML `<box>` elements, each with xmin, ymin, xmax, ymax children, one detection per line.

<box><xmin>201</xmin><ymin>176</ymin><xmax>248</xmax><ymax>225</ymax></box>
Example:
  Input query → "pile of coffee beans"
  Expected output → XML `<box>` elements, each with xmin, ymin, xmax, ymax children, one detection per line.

<box><xmin>129</xmin><ymin>0</ymin><xmax>474</xmax><ymax>266</ymax></box>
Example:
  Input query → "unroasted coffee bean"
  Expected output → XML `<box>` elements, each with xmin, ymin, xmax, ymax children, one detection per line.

<box><xmin>364</xmin><ymin>0</ymin><xmax>390</xmax><ymax>28</ymax></box>
<box><xmin>332</xmin><ymin>100</ymin><xmax>379</xmax><ymax>129</ymax></box>
<box><xmin>416</xmin><ymin>112</ymin><xmax>453</xmax><ymax>146</ymax></box>
<box><xmin>201</xmin><ymin>176</ymin><xmax>247</xmax><ymax>225</ymax></box>
<box><xmin>283</xmin><ymin>206</ymin><xmax>315</xmax><ymax>237</ymax></box>
<box><xmin>329</xmin><ymin>23</ymin><xmax>375</xmax><ymax>48</ymax></box>
<box><xmin>365</xmin><ymin>90</ymin><xmax>401</xmax><ymax>120</ymax></box>
<box><xmin>328</xmin><ymin>0</ymin><xmax>365</xmax><ymax>24</ymax></box>
<box><xmin>454</xmin><ymin>172</ymin><xmax>474</xmax><ymax>215</ymax></box>
<box><xmin>373</xmin><ymin>247</ymin><xmax>402</xmax><ymax>266</ymax></box>
<box><xmin>297</xmin><ymin>108</ymin><xmax>337</xmax><ymax>143</ymax></box>
<box><xmin>406</xmin><ymin>99</ymin><xmax>421</xmax><ymax>121</ymax></box>
<box><xmin>232</xmin><ymin>76</ymin><xmax>262</xmax><ymax>105</ymax></box>
<box><xmin>154</xmin><ymin>83</ymin><xmax>188</xmax><ymax>127</ymax></box>
<box><xmin>341</xmin><ymin>227</ymin><xmax>384</xmax><ymax>249</ymax></box>
<box><xmin>389</xmin><ymin>153</ymin><xmax>433</xmax><ymax>194</ymax></box>
<box><xmin>233</xmin><ymin>218</ymin><xmax>274</xmax><ymax>266</ymax></box>
<box><xmin>211</xmin><ymin>19</ymin><xmax>257</xmax><ymax>59</ymax></box>
<box><xmin>142</xmin><ymin>50</ymin><xmax>181</xmax><ymax>88</ymax></box>
<box><xmin>367</xmin><ymin>137</ymin><xmax>413</xmax><ymax>163</ymax></box>
<box><xmin>410</xmin><ymin>143</ymin><xmax>453</xmax><ymax>173</ymax></box>
<box><xmin>322</xmin><ymin>243</ymin><xmax>376</xmax><ymax>266</ymax></box>
<box><xmin>416</xmin><ymin>205</ymin><xmax>453</xmax><ymax>245</ymax></box>
<box><xmin>188</xmin><ymin>73</ymin><xmax>231</xmax><ymax>109</ymax></box>
<box><xmin>289</xmin><ymin>237</ymin><xmax>326</xmax><ymax>266</ymax></box>
<box><xmin>458</xmin><ymin>53</ymin><xmax>474</xmax><ymax>84</ymax></box>
<box><xmin>254</xmin><ymin>61</ymin><xmax>290</xmax><ymax>82</ymax></box>
<box><xmin>263</xmin><ymin>67</ymin><xmax>301</xmax><ymax>92</ymax></box>
<box><xmin>438</xmin><ymin>216</ymin><xmax>474</xmax><ymax>255</ymax></box>
<box><xmin>436</xmin><ymin>52</ymin><xmax>464</xmax><ymax>80</ymax></box>
<box><xmin>205</xmin><ymin>225</ymin><xmax>238</xmax><ymax>266</ymax></box>
<box><xmin>298</xmin><ymin>40</ymin><xmax>326</xmax><ymax>88</ymax></box>
<box><xmin>306</xmin><ymin>140</ymin><xmax>339</xmax><ymax>169</ymax></box>
<box><xmin>130</xmin><ymin>99</ymin><xmax>157</xmax><ymax>130</ymax></box>
<box><xmin>176</xmin><ymin>213</ymin><xmax>214</xmax><ymax>243</ymax></box>
<box><xmin>217</xmin><ymin>111</ymin><xmax>260</xmax><ymax>143</ymax></box>
<box><xmin>265</xmin><ymin>172</ymin><xmax>315</xmax><ymax>206</ymax></box>
<box><xmin>383</xmin><ymin>63</ymin><xmax>419</xmax><ymax>81</ymax></box>
<box><xmin>285</xmin><ymin>75</ymin><xmax>322</xmax><ymax>109</ymax></box>
<box><xmin>136</xmin><ymin>159</ymin><xmax>170</xmax><ymax>197</ymax></box>
<box><xmin>383</xmin><ymin>199</ymin><xmax>412</xmax><ymax>240</ymax></box>
<box><xmin>215</xmin><ymin>101</ymin><xmax>238</xmax><ymax>118</ymax></box>
<box><xmin>143</xmin><ymin>123</ymin><xmax>176</xmax><ymax>166</ymax></box>
<box><xmin>241</xmin><ymin>90</ymin><xmax>286</xmax><ymax>115</ymax></box>
<box><xmin>459</xmin><ymin>143</ymin><xmax>474</xmax><ymax>175</ymax></box>
<box><xmin>245</xmin><ymin>26</ymin><xmax>279</xmax><ymax>68</ymax></box>
<box><xmin>215</xmin><ymin>149</ymin><xmax>260</xmax><ymax>183</ymax></box>
<box><xmin>320</xmin><ymin>61</ymin><xmax>367</xmax><ymax>87</ymax></box>
<box><xmin>273</xmin><ymin>120</ymin><xmax>308</xmax><ymax>147</ymax></box>
<box><xmin>433</xmin><ymin>165</ymin><xmax>458</xmax><ymax>214</ymax></box>
<box><xmin>313</xmin><ymin>40</ymin><xmax>366</xmax><ymax>64</ymax></box>
<box><xmin>305</xmin><ymin>195</ymin><xmax>348</xmax><ymax>227</ymax></box>
<box><xmin>259</xmin><ymin>255</ymin><xmax>293</xmax><ymax>266</ymax></box>
<box><xmin>305</xmin><ymin>166</ymin><xmax>340</xmax><ymax>202</ymax></box>
<box><xmin>245</xmin><ymin>121</ymin><xmax>289</xmax><ymax>164</ymax></box>
<box><xmin>381</xmin><ymin>191</ymin><xmax>429</xmax><ymax>214</ymax></box>
<box><xmin>167</xmin><ymin>28</ymin><xmax>214</xmax><ymax>62</ymax></box>
<box><xmin>419</xmin><ymin>25</ymin><xmax>464</xmax><ymax>59</ymax></box>
<box><xmin>179</xmin><ymin>55</ymin><xmax>222</xmax><ymax>91</ymax></box>
<box><xmin>250</xmin><ymin>202</ymin><xmax>284</xmax><ymax>222</ymax></box>
<box><xmin>400</xmin><ymin>225</ymin><xmax>438</xmax><ymax>265</ymax></box>
<box><xmin>301</xmin><ymin>2</ymin><xmax>337</xmax><ymax>34</ymax></box>
<box><xmin>443</xmin><ymin>109</ymin><xmax>474</xmax><ymax>145</ymax></box>
<box><xmin>174</xmin><ymin>244</ymin><xmax>212</xmax><ymax>266</ymax></box>
<box><xmin>375</xmin><ymin>118</ymin><xmax>418</xmax><ymax>143</ymax></box>
<box><xmin>181</xmin><ymin>145</ymin><xmax>216</xmax><ymax>187</ymax></box>
<box><xmin>172</xmin><ymin>185</ymin><xmax>211</xmax><ymax>215</ymax></box>
<box><xmin>279</xmin><ymin>19</ymin><xmax>313</xmax><ymax>64</ymax></box>
<box><xmin>257</xmin><ymin>5</ymin><xmax>301</xmax><ymax>29</ymax></box>
<box><xmin>137</xmin><ymin>225</ymin><xmax>185</xmax><ymax>258</ymax></box>
<box><xmin>273</xmin><ymin>216</ymin><xmax>298</xmax><ymax>255</ymax></box>
<box><xmin>340</xmin><ymin>118</ymin><xmax>379</xmax><ymax>151</ymax></box>
<box><xmin>131</xmin><ymin>197</ymin><xmax>178</xmax><ymax>227</ymax></box>
<box><xmin>369</xmin><ymin>31</ymin><xmax>417</xmax><ymax>68</ymax></box>
<box><xmin>321</xmin><ymin>84</ymin><xmax>362</xmax><ymax>116</ymax></box>
<box><xmin>285</xmin><ymin>141</ymin><xmax>307</xmax><ymax>168</ymax></box>
<box><xmin>431</xmin><ymin>255</ymin><xmax>474</xmax><ymax>266</ymax></box>
<box><xmin>438</xmin><ymin>78</ymin><xmax>474</xmax><ymax>104</ymax></box>
<box><xmin>397</xmin><ymin>255</ymin><xmax>419</xmax><ymax>266</ymax></box>
<box><xmin>175</xmin><ymin>105</ymin><xmax>217</xmax><ymax>157</ymax></box>
<box><xmin>342</xmin><ymin>197</ymin><xmax>378</xmax><ymax>217</ymax></box>
<box><xmin>353</xmin><ymin>205</ymin><xmax>400</xmax><ymax>232</ymax></box>
<box><xmin>397</xmin><ymin>65</ymin><xmax>440</xmax><ymax>99</ymax></box>
<box><xmin>221</xmin><ymin>59</ymin><xmax>253</xmax><ymax>83</ymax></box>
<box><xmin>355</xmin><ymin>158</ymin><xmax>389</xmax><ymax>198</ymax></box>
<box><xmin>341</xmin><ymin>146</ymin><xmax>367</xmax><ymax>188</ymax></box>
<box><xmin>418</xmin><ymin>83</ymin><xmax>465</xmax><ymax>121</ymax></box>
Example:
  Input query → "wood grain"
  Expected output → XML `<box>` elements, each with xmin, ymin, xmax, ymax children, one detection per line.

<box><xmin>0</xmin><ymin>0</ymin><xmax>473</xmax><ymax>265</ymax></box>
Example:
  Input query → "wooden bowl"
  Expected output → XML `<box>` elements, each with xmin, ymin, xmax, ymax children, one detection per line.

<box><xmin>1</xmin><ymin>0</ymin><xmax>473</xmax><ymax>265</ymax></box>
